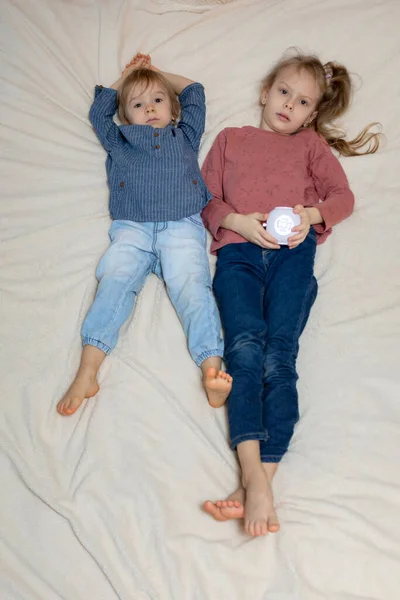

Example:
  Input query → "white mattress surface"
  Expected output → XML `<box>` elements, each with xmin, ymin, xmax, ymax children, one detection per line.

<box><xmin>1</xmin><ymin>1</ymin><xmax>399</xmax><ymax>599</ymax></box>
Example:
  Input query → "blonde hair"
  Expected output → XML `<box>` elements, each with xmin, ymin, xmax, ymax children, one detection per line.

<box><xmin>118</xmin><ymin>68</ymin><xmax>180</xmax><ymax>125</ymax></box>
<box><xmin>261</xmin><ymin>52</ymin><xmax>382</xmax><ymax>157</ymax></box>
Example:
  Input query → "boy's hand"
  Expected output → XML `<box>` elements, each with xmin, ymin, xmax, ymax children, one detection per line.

<box><xmin>223</xmin><ymin>213</ymin><xmax>280</xmax><ymax>250</ymax></box>
<box><xmin>122</xmin><ymin>53</ymin><xmax>151</xmax><ymax>76</ymax></box>
<box><xmin>288</xmin><ymin>205</ymin><xmax>311</xmax><ymax>249</ymax></box>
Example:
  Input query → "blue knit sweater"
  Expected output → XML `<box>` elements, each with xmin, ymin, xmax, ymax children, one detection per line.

<box><xmin>89</xmin><ymin>82</ymin><xmax>212</xmax><ymax>222</ymax></box>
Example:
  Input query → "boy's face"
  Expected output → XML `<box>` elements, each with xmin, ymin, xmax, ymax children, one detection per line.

<box><xmin>125</xmin><ymin>81</ymin><xmax>173</xmax><ymax>128</ymax></box>
<box><xmin>260</xmin><ymin>66</ymin><xmax>320</xmax><ymax>135</ymax></box>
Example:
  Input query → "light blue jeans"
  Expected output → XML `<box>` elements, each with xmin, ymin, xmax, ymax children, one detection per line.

<box><xmin>82</xmin><ymin>216</ymin><xmax>224</xmax><ymax>366</ymax></box>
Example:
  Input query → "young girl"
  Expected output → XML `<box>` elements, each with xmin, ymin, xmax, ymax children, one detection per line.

<box><xmin>57</xmin><ymin>54</ymin><xmax>232</xmax><ymax>416</ymax></box>
<box><xmin>201</xmin><ymin>52</ymin><xmax>380</xmax><ymax>536</ymax></box>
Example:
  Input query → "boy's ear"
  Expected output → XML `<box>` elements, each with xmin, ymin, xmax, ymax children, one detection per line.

<box><xmin>261</xmin><ymin>91</ymin><xmax>267</xmax><ymax>105</ymax></box>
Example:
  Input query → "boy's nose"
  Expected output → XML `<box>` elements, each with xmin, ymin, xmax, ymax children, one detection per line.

<box><xmin>145</xmin><ymin>104</ymin><xmax>155</xmax><ymax>113</ymax></box>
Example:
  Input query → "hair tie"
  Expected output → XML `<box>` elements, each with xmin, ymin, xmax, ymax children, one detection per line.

<box><xmin>324</xmin><ymin>65</ymin><xmax>333</xmax><ymax>83</ymax></box>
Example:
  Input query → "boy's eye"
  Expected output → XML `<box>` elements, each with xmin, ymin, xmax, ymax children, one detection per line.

<box><xmin>155</xmin><ymin>97</ymin><xmax>163</xmax><ymax>103</ymax></box>
<box><xmin>133</xmin><ymin>103</ymin><xmax>141</xmax><ymax>109</ymax></box>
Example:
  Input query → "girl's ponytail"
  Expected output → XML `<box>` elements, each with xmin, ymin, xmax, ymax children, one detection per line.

<box><xmin>313</xmin><ymin>61</ymin><xmax>381</xmax><ymax>156</ymax></box>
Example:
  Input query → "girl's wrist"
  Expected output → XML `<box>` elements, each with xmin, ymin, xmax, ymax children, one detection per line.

<box><xmin>305</xmin><ymin>207</ymin><xmax>323</xmax><ymax>225</ymax></box>
<box><xmin>221</xmin><ymin>213</ymin><xmax>241</xmax><ymax>233</ymax></box>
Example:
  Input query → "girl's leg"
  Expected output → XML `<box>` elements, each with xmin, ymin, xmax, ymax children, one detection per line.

<box><xmin>204</xmin><ymin>440</ymin><xmax>279</xmax><ymax>536</ymax></box>
<box><xmin>259</xmin><ymin>230</ymin><xmax>318</xmax><ymax>462</ymax></box>
<box><xmin>203</xmin><ymin>243</ymin><xmax>278</xmax><ymax>533</ymax></box>
<box><xmin>204</xmin><ymin>461</ymin><xmax>279</xmax><ymax>529</ymax></box>
<box><xmin>57</xmin><ymin>221</ymin><xmax>154</xmax><ymax>416</ymax></box>
<box><xmin>158</xmin><ymin>216</ymin><xmax>232</xmax><ymax>407</ymax></box>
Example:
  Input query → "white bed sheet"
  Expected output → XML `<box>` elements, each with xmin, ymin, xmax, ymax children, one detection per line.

<box><xmin>1</xmin><ymin>1</ymin><xmax>399</xmax><ymax>599</ymax></box>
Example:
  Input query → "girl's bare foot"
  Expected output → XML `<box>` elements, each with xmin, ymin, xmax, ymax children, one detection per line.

<box><xmin>203</xmin><ymin>367</ymin><xmax>232</xmax><ymax>408</ymax></box>
<box><xmin>242</xmin><ymin>466</ymin><xmax>279</xmax><ymax>536</ymax></box>
<box><xmin>203</xmin><ymin>487</ymin><xmax>245</xmax><ymax>521</ymax></box>
<box><xmin>57</xmin><ymin>366</ymin><xmax>99</xmax><ymax>416</ymax></box>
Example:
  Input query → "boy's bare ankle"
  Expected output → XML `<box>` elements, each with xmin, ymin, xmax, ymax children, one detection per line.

<box><xmin>78</xmin><ymin>363</ymin><xmax>98</xmax><ymax>377</ymax></box>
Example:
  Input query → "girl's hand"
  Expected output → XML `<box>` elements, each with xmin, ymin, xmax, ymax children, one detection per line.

<box><xmin>288</xmin><ymin>205</ymin><xmax>311</xmax><ymax>249</ymax></box>
<box><xmin>224</xmin><ymin>213</ymin><xmax>280</xmax><ymax>250</ymax></box>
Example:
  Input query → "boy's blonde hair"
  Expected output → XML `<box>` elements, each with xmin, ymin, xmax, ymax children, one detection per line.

<box><xmin>118</xmin><ymin>68</ymin><xmax>180</xmax><ymax>125</ymax></box>
<box><xmin>261</xmin><ymin>51</ymin><xmax>382</xmax><ymax>156</ymax></box>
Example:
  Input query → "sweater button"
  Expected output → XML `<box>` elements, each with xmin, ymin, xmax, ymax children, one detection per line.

<box><xmin>154</xmin><ymin>132</ymin><xmax>159</xmax><ymax>137</ymax></box>
<box><xmin>192</xmin><ymin>179</ymin><xmax>197</xmax><ymax>184</ymax></box>
<box><xmin>119</xmin><ymin>181</ymin><xmax>124</xmax><ymax>188</ymax></box>
<box><xmin>155</xmin><ymin>145</ymin><xmax>160</xmax><ymax>149</ymax></box>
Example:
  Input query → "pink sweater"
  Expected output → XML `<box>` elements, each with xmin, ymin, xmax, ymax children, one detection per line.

<box><xmin>201</xmin><ymin>126</ymin><xmax>354</xmax><ymax>254</ymax></box>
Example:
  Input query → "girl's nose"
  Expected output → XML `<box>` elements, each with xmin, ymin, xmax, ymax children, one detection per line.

<box><xmin>284</xmin><ymin>101</ymin><xmax>293</xmax><ymax>111</ymax></box>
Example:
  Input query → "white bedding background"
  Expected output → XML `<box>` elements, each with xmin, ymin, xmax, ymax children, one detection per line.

<box><xmin>1</xmin><ymin>1</ymin><xmax>399</xmax><ymax>599</ymax></box>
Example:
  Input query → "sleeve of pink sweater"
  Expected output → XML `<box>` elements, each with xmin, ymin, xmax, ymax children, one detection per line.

<box><xmin>308</xmin><ymin>135</ymin><xmax>355</xmax><ymax>233</ymax></box>
<box><xmin>201</xmin><ymin>130</ymin><xmax>235</xmax><ymax>240</ymax></box>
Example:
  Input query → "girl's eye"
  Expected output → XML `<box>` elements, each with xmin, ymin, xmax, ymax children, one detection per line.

<box><xmin>300</xmin><ymin>99</ymin><xmax>308</xmax><ymax>106</ymax></box>
<box><xmin>280</xmin><ymin>89</ymin><xmax>288</xmax><ymax>95</ymax></box>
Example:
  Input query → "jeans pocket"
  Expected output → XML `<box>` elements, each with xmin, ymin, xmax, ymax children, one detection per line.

<box><xmin>186</xmin><ymin>213</ymin><xmax>204</xmax><ymax>229</ymax></box>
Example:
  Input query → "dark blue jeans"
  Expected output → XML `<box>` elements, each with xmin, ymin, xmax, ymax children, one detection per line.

<box><xmin>213</xmin><ymin>230</ymin><xmax>318</xmax><ymax>462</ymax></box>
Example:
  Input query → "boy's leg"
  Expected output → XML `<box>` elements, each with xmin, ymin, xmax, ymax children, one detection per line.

<box><xmin>57</xmin><ymin>220</ymin><xmax>154</xmax><ymax>416</ymax></box>
<box><xmin>158</xmin><ymin>216</ymin><xmax>231</xmax><ymax>407</ymax></box>
<box><xmin>200</xmin><ymin>356</ymin><xmax>232</xmax><ymax>409</ymax></box>
<box><xmin>57</xmin><ymin>345</ymin><xmax>105</xmax><ymax>415</ymax></box>
<box><xmin>259</xmin><ymin>229</ymin><xmax>318</xmax><ymax>462</ymax></box>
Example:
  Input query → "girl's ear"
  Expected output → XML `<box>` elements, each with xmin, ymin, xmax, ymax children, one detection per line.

<box><xmin>304</xmin><ymin>110</ymin><xmax>318</xmax><ymax>127</ymax></box>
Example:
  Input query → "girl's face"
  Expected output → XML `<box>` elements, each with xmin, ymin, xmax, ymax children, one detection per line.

<box><xmin>260</xmin><ymin>66</ymin><xmax>320</xmax><ymax>135</ymax></box>
<box><xmin>125</xmin><ymin>81</ymin><xmax>173</xmax><ymax>128</ymax></box>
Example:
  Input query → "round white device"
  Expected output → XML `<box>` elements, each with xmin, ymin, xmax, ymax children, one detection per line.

<box><xmin>264</xmin><ymin>207</ymin><xmax>301</xmax><ymax>245</ymax></box>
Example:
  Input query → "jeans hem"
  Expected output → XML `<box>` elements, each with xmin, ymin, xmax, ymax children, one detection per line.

<box><xmin>260</xmin><ymin>454</ymin><xmax>284</xmax><ymax>463</ymax></box>
<box><xmin>195</xmin><ymin>349</ymin><xmax>224</xmax><ymax>367</ymax></box>
<box><xmin>230</xmin><ymin>432</ymin><xmax>268</xmax><ymax>450</ymax></box>
<box><xmin>82</xmin><ymin>337</ymin><xmax>112</xmax><ymax>355</ymax></box>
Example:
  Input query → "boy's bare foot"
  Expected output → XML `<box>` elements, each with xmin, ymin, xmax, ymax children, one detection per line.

<box><xmin>242</xmin><ymin>466</ymin><xmax>279</xmax><ymax>536</ymax></box>
<box><xmin>57</xmin><ymin>366</ymin><xmax>99</xmax><ymax>416</ymax></box>
<box><xmin>203</xmin><ymin>487</ymin><xmax>245</xmax><ymax>521</ymax></box>
<box><xmin>203</xmin><ymin>367</ymin><xmax>232</xmax><ymax>408</ymax></box>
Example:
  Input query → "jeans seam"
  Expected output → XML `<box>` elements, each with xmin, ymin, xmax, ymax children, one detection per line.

<box><xmin>290</xmin><ymin>272</ymin><xmax>316</xmax><ymax>353</ymax></box>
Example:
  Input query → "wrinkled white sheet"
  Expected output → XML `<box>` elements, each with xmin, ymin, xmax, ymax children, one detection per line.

<box><xmin>1</xmin><ymin>1</ymin><xmax>399</xmax><ymax>599</ymax></box>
